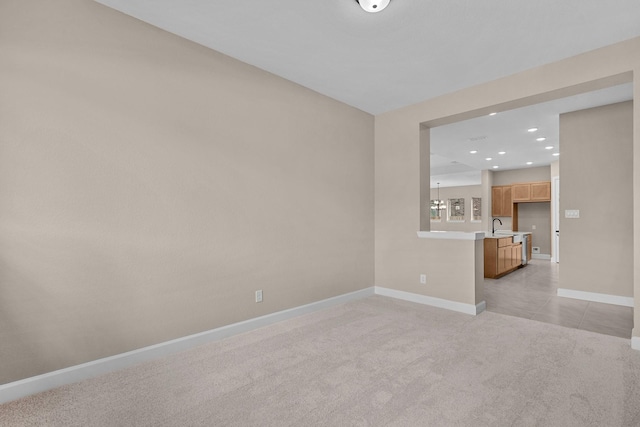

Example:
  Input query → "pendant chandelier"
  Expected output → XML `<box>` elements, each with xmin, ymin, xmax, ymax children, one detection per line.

<box><xmin>432</xmin><ymin>182</ymin><xmax>446</xmax><ymax>214</ymax></box>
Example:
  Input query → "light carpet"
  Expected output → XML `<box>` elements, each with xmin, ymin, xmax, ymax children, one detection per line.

<box><xmin>1</xmin><ymin>295</ymin><xmax>639</xmax><ymax>426</ymax></box>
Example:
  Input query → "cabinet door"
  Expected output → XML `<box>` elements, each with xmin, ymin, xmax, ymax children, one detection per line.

<box><xmin>491</xmin><ymin>187</ymin><xmax>503</xmax><ymax>216</ymax></box>
<box><xmin>509</xmin><ymin>246</ymin><xmax>515</xmax><ymax>269</ymax></box>
<box><xmin>502</xmin><ymin>186</ymin><xmax>512</xmax><ymax>217</ymax></box>
<box><xmin>492</xmin><ymin>186</ymin><xmax>513</xmax><ymax>217</ymax></box>
<box><xmin>483</xmin><ymin>239</ymin><xmax>498</xmax><ymax>278</ymax></box>
<box><xmin>512</xmin><ymin>183</ymin><xmax>531</xmax><ymax>202</ymax></box>
<box><xmin>531</xmin><ymin>181</ymin><xmax>551</xmax><ymax>201</ymax></box>
<box><xmin>512</xmin><ymin>244</ymin><xmax>522</xmax><ymax>267</ymax></box>
<box><xmin>497</xmin><ymin>237</ymin><xmax>511</xmax><ymax>248</ymax></box>
<box><xmin>498</xmin><ymin>247</ymin><xmax>509</xmax><ymax>273</ymax></box>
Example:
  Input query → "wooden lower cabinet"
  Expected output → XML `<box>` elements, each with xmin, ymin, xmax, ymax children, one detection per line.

<box><xmin>484</xmin><ymin>237</ymin><xmax>522</xmax><ymax>278</ymax></box>
<box><xmin>498</xmin><ymin>246</ymin><xmax>509</xmax><ymax>273</ymax></box>
<box><xmin>512</xmin><ymin>244</ymin><xmax>522</xmax><ymax>266</ymax></box>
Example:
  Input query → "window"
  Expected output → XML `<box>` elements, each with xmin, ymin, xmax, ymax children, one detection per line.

<box><xmin>472</xmin><ymin>197</ymin><xmax>482</xmax><ymax>222</ymax></box>
<box><xmin>447</xmin><ymin>198</ymin><xmax>465</xmax><ymax>222</ymax></box>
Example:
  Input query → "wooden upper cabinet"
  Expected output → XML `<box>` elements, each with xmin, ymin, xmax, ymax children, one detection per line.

<box><xmin>493</xmin><ymin>181</ymin><xmax>549</xmax><ymax>216</ymax></box>
<box><xmin>531</xmin><ymin>181</ymin><xmax>551</xmax><ymax>201</ymax></box>
<box><xmin>491</xmin><ymin>186</ymin><xmax>503</xmax><ymax>216</ymax></box>
<box><xmin>511</xmin><ymin>181</ymin><xmax>551</xmax><ymax>202</ymax></box>
<box><xmin>512</xmin><ymin>183</ymin><xmax>531</xmax><ymax>202</ymax></box>
<box><xmin>502</xmin><ymin>186</ymin><xmax>513</xmax><ymax>216</ymax></box>
<box><xmin>491</xmin><ymin>186</ymin><xmax>512</xmax><ymax>217</ymax></box>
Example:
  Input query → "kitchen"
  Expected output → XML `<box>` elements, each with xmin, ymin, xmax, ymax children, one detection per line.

<box><xmin>429</xmin><ymin>168</ymin><xmax>553</xmax><ymax>279</ymax></box>
<box><xmin>484</xmin><ymin>178</ymin><xmax>551</xmax><ymax>278</ymax></box>
<box><xmin>427</xmin><ymin>84</ymin><xmax>632</xmax><ymax>281</ymax></box>
<box><xmin>423</xmin><ymin>84</ymin><xmax>634</xmax><ymax>340</ymax></box>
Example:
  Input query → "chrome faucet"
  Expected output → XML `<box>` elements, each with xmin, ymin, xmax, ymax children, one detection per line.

<box><xmin>492</xmin><ymin>218</ymin><xmax>503</xmax><ymax>234</ymax></box>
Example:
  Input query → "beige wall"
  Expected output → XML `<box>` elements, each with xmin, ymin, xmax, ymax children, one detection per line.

<box><xmin>0</xmin><ymin>0</ymin><xmax>374</xmax><ymax>384</ymax></box>
<box><xmin>2</xmin><ymin>1</ymin><xmax>639</xmax><ymax>388</ymax></box>
<box><xmin>559</xmin><ymin>101</ymin><xmax>633</xmax><ymax>297</ymax></box>
<box><xmin>518</xmin><ymin>203</ymin><xmax>552</xmax><ymax>255</ymax></box>
<box><xmin>492</xmin><ymin>166</ymin><xmax>551</xmax><ymax>186</ymax></box>
<box><xmin>429</xmin><ymin>185</ymin><xmax>483</xmax><ymax>232</ymax></box>
<box><xmin>375</xmin><ymin>37</ymin><xmax>639</xmax><ymax>341</ymax></box>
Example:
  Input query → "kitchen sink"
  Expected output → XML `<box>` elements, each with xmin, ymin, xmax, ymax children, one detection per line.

<box><xmin>493</xmin><ymin>230</ymin><xmax>523</xmax><ymax>243</ymax></box>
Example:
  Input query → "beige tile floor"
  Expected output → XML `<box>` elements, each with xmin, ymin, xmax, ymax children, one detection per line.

<box><xmin>483</xmin><ymin>259</ymin><xmax>634</xmax><ymax>339</ymax></box>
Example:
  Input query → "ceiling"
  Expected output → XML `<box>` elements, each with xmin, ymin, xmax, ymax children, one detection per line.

<box><xmin>430</xmin><ymin>83</ymin><xmax>633</xmax><ymax>188</ymax></box>
<box><xmin>93</xmin><ymin>0</ymin><xmax>638</xmax><ymax>184</ymax></box>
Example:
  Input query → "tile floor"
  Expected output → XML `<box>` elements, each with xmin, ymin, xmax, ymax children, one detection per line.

<box><xmin>483</xmin><ymin>259</ymin><xmax>634</xmax><ymax>339</ymax></box>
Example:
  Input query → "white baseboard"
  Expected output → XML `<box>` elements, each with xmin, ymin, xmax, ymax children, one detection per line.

<box><xmin>475</xmin><ymin>300</ymin><xmax>487</xmax><ymax>314</ymax></box>
<box><xmin>374</xmin><ymin>286</ymin><xmax>485</xmax><ymax>315</ymax></box>
<box><xmin>0</xmin><ymin>287</ymin><xmax>375</xmax><ymax>405</ymax></box>
<box><xmin>532</xmin><ymin>254</ymin><xmax>552</xmax><ymax>260</ymax></box>
<box><xmin>557</xmin><ymin>288</ymin><xmax>634</xmax><ymax>307</ymax></box>
<box><xmin>632</xmin><ymin>336</ymin><xmax>640</xmax><ymax>351</ymax></box>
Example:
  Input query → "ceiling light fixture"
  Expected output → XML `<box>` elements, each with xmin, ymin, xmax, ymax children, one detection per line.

<box><xmin>485</xmin><ymin>157</ymin><xmax>492</xmax><ymax>161</ymax></box>
<box><xmin>493</xmin><ymin>166</ymin><xmax>499</xmax><ymax>169</ymax></box>
<box><xmin>536</xmin><ymin>137</ymin><xmax>546</xmax><ymax>142</ymax></box>
<box><xmin>356</xmin><ymin>0</ymin><xmax>391</xmax><ymax>12</ymax></box>
<box><xmin>498</xmin><ymin>151</ymin><xmax>506</xmax><ymax>155</ymax></box>
<box><xmin>469</xmin><ymin>150</ymin><xmax>478</xmax><ymax>154</ymax></box>
<box><xmin>553</xmin><ymin>153</ymin><xmax>560</xmax><ymax>156</ymax></box>
<box><xmin>545</xmin><ymin>146</ymin><xmax>554</xmax><ymax>150</ymax></box>
<box><xmin>489</xmin><ymin>112</ymin><xmax>497</xmax><ymax>116</ymax></box>
<box><xmin>527</xmin><ymin>127</ymin><xmax>538</xmax><ymax>133</ymax></box>
<box><xmin>526</xmin><ymin>161</ymin><xmax>533</xmax><ymax>165</ymax></box>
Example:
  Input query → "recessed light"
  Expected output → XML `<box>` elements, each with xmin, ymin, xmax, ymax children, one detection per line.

<box><xmin>469</xmin><ymin>150</ymin><xmax>478</xmax><ymax>154</ymax></box>
<box><xmin>489</xmin><ymin>112</ymin><xmax>497</xmax><ymax>116</ymax></box>
<box><xmin>492</xmin><ymin>165</ymin><xmax>499</xmax><ymax>169</ymax></box>
<box><xmin>528</xmin><ymin>128</ymin><xmax>538</xmax><ymax>133</ymax></box>
<box><xmin>498</xmin><ymin>151</ymin><xmax>506</xmax><ymax>155</ymax></box>
<box><xmin>468</xmin><ymin>135</ymin><xmax>487</xmax><ymax>142</ymax></box>
<box><xmin>485</xmin><ymin>157</ymin><xmax>492</xmax><ymax>161</ymax></box>
<box><xmin>536</xmin><ymin>137</ymin><xmax>546</xmax><ymax>142</ymax></box>
<box><xmin>545</xmin><ymin>146</ymin><xmax>554</xmax><ymax>150</ymax></box>
<box><xmin>526</xmin><ymin>161</ymin><xmax>533</xmax><ymax>165</ymax></box>
<box><xmin>553</xmin><ymin>153</ymin><xmax>560</xmax><ymax>156</ymax></box>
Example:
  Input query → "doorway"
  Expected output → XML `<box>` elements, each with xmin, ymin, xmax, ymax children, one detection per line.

<box><xmin>552</xmin><ymin>176</ymin><xmax>560</xmax><ymax>263</ymax></box>
<box><xmin>427</xmin><ymin>85</ymin><xmax>634</xmax><ymax>340</ymax></box>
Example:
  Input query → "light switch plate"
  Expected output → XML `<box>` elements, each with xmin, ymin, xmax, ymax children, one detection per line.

<box><xmin>565</xmin><ymin>209</ymin><xmax>580</xmax><ymax>219</ymax></box>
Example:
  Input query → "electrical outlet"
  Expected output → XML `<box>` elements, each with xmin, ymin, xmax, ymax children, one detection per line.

<box><xmin>255</xmin><ymin>290</ymin><xmax>263</xmax><ymax>303</ymax></box>
<box><xmin>532</xmin><ymin>225</ymin><xmax>536</xmax><ymax>230</ymax></box>
<box><xmin>420</xmin><ymin>274</ymin><xmax>427</xmax><ymax>284</ymax></box>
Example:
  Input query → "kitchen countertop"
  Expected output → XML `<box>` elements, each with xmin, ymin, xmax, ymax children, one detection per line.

<box><xmin>485</xmin><ymin>231</ymin><xmax>532</xmax><ymax>239</ymax></box>
<box><xmin>416</xmin><ymin>231</ymin><xmax>485</xmax><ymax>240</ymax></box>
